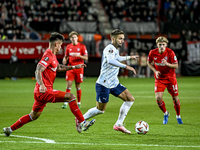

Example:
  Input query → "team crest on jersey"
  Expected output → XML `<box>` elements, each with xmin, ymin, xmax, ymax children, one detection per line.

<box><xmin>44</xmin><ymin>57</ymin><xmax>49</xmax><ymax>61</ymax></box>
<box><xmin>109</xmin><ymin>50</ymin><xmax>113</xmax><ymax>53</ymax></box>
<box><xmin>69</xmin><ymin>49</ymin><xmax>72</xmax><ymax>51</ymax></box>
<box><xmin>154</xmin><ymin>57</ymin><xmax>157</xmax><ymax>60</ymax></box>
<box><xmin>164</xmin><ymin>56</ymin><xmax>168</xmax><ymax>60</ymax></box>
<box><xmin>77</xmin><ymin>48</ymin><xmax>80</xmax><ymax>51</ymax></box>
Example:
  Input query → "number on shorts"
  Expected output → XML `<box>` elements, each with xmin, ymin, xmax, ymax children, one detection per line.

<box><xmin>172</xmin><ymin>84</ymin><xmax>178</xmax><ymax>91</ymax></box>
<box><xmin>80</xmin><ymin>74</ymin><xmax>83</xmax><ymax>81</ymax></box>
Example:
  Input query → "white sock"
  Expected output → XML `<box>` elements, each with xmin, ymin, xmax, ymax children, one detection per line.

<box><xmin>115</xmin><ymin>101</ymin><xmax>134</xmax><ymax>126</ymax></box>
<box><xmin>83</xmin><ymin>107</ymin><xmax>104</xmax><ymax>120</ymax></box>
<box><xmin>64</xmin><ymin>102</ymin><xmax>68</xmax><ymax>105</ymax></box>
<box><xmin>77</xmin><ymin>102</ymin><xmax>81</xmax><ymax>105</ymax></box>
<box><xmin>164</xmin><ymin>111</ymin><xmax>168</xmax><ymax>115</ymax></box>
<box><xmin>176</xmin><ymin>115</ymin><xmax>181</xmax><ymax>118</ymax></box>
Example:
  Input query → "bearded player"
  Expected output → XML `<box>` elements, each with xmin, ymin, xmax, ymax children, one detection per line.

<box><xmin>147</xmin><ymin>36</ymin><xmax>183</xmax><ymax>124</ymax></box>
<box><xmin>3</xmin><ymin>32</ymin><xmax>95</xmax><ymax>136</ymax></box>
<box><xmin>62</xmin><ymin>31</ymin><xmax>88</xmax><ymax>109</ymax></box>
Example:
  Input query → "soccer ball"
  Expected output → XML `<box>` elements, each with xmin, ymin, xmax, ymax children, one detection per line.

<box><xmin>135</xmin><ymin>121</ymin><xmax>149</xmax><ymax>134</ymax></box>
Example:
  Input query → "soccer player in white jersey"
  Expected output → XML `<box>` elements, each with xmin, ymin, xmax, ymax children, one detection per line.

<box><xmin>75</xmin><ymin>29</ymin><xmax>139</xmax><ymax>134</ymax></box>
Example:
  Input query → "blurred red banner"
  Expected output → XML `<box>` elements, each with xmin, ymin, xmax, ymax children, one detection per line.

<box><xmin>0</xmin><ymin>41</ymin><xmax>70</xmax><ymax>59</ymax></box>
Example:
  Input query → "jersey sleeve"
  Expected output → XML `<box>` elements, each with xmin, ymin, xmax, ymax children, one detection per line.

<box><xmin>147</xmin><ymin>51</ymin><xmax>153</xmax><ymax>62</ymax></box>
<box><xmin>39</xmin><ymin>52</ymin><xmax>52</xmax><ymax>68</ymax></box>
<box><xmin>82</xmin><ymin>44</ymin><xmax>88</xmax><ymax>56</ymax></box>
<box><xmin>170</xmin><ymin>50</ymin><xmax>178</xmax><ymax>64</ymax></box>
<box><xmin>65</xmin><ymin>45</ymin><xmax>70</xmax><ymax>56</ymax></box>
<box><xmin>104</xmin><ymin>45</ymin><xmax>116</xmax><ymax>62</ymax></box>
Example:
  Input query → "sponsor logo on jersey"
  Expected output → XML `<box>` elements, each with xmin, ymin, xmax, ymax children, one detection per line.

<box><xmin>41</xmin><ymin>60</ymin><xmax>47</xmax><ymax>65</ymax></box>
<box><xmin>44</xmin><ymin>57</ymin><xmax>49</xmax><ymax>61</ymax></box>
<box><xmin>109</xmin><ymin>50</ymin><xmax>113</xmax><ymax>53</ymax></box>
<box><xmin>51</xmin><ymin>67</ymin><xmax>57</xmax><ymax>72</ymax></box>
<box><xmin>155</xmin><ymin>62</ymin><xmax>166</xmax><ymax>66</ymax></box>
<box><xmin>69</xmin><ymin>52</ymin><xmax>80</xmax><ymax>56</ymax></box>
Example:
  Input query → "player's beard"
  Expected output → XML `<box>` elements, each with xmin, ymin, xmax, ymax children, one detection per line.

<box><xmin>115</xmin><ymin>39</ymin><xmax>122</xmax><ymax>48</ymax></box>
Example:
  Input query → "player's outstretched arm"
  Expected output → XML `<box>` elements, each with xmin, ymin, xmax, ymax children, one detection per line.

<box><xmin>57</xmin><ymin>64</ymin><xmax>86</xmax><ymax>72</ymax></box>
<box><xmin>126</xmin><ymin>65</ymin><xmax>136</xmax><ymax>74</ymax></box>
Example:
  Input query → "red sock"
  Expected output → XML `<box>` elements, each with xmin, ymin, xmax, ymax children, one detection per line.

<box><xmin>76</xmin><ymin>88</ymin><xmax>81</xmax><ymax>103</ymax></box>
<box><xmin>10</xmin><ymin>114</ymin><xmax>33</xmax><ymax>131</ymax></box>
<box><xmin>156</xmin><ymin>99</ymin><xmax>167</xmax><ymax>113</ymax></box>
<box><xmin>66</xmin><ymin>88</ymin><xmax>71</xmax><ymax>93</ymax></box>
<box><xmin>173</xmin><ymin>100</ymin><xmax>180</xmax><ymax>116</ymax></box>
<box><xmin>68</xmin><ymin>98</ymin><xmax>85</xmax><ymax>123</ymax></box>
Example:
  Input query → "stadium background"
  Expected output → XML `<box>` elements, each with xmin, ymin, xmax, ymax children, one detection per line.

<box><xmin>0</xmin><ymin>0</ymin><xmax>200</xmax><ymax>78</ymax></box>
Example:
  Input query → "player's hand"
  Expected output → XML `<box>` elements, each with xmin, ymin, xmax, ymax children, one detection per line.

<box><xmin>39</xmin><ymin>84</ymin><xmax>47</xmax><ymax>93</ymax></box>
<box><xmin>62</xmin><ymin>59</ymin><xmax>67</xmax><ymax>65</ymax></box>
<box><xmin>75</xmin><ymin>64</ymin><xmax>87</xmax><ymax>69</ymax></box>
<box><xmin>161</xmin><ymin>59</ymin><xmax>168</xmax><ymax>65</ymax></box>
<box><xmin>155</xmin><ymin>71</ymin><xmax>161</xmax><ymax>79</ymax></box>
<box><xmin>126</xmin><ymin>65</ymin><xmax>136</xmax><ymax>74</ymax></box>
<box><xmin>130</xmin><ymin>55</ymin><xmax>139</xmax><ymax>60</ymax></box>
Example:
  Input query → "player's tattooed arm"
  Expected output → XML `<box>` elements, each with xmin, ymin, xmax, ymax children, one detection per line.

<box><xmin>35</xmin><ymin>64</ymin><xmax>45</xmax><ymax>85</ymax></box>
<box><xmin>35</xmin><ymin>64</ymin><xmax>47</xmax><ymax>93</ymax></box>
<box><xmin>57</xmin><ymin>64</ymin><xmax>73</xmax><ymax>71</ymax></box>
<box><xmin>57</xmin><ymin>64</ymin><xmax>87</xmax><ymax>72</ymax></box>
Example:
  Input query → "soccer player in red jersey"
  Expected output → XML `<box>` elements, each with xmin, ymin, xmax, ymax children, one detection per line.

<box><xmin>62</xmin><ymin>31</ymin><xmax>88</xmax><ymax>109</ymax></box>
<box><xmin>147</xmin><ymin>36</ymin><xmax>183</xmax><ymax>124</ymax></box>
<box><xmin>3</xmin><ymin>32</ymin><xmax>95</xmax><ymax>136</ymax></box>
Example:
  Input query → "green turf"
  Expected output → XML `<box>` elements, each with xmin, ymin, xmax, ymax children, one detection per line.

<box><xmin>0</xmin><ymin>77</ymin><xmax>200</xmax><ymax>150</ymax></box>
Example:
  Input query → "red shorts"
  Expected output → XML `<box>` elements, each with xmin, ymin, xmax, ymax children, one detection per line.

<box><xmin>155</xmin><ymin>78</ymin><xmax>179</xmax><ymax>96</ymax></box>
<box><xmin>66</xmin><ymin>68</ymin><xmax>83</xmax><ymax>83</ymax></box>
<box><xmin>33</xmin><ymin>89</ymin><xmax>66</xmax><ymax>112</ymax></box>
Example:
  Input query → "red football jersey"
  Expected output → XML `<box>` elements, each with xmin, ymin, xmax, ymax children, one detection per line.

<box><xmin>65</xmin><ymin>42</ymin><xmax>88</xmax><ymax>66</ymax></box>
<box><xmin>148</xmin><ymin>47</ymin><xmax>178</xmax><ymax>80</ymax></box>
<box><xmin>34</xmin><ymin>49</ymin><xmax>59</xmax><ymax>92</ymax></box>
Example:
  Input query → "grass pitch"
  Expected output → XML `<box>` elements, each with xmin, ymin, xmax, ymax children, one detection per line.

<box><xmin>0</xmin><ymin>77</ymin><xmax>200</xmax><ymax>150</ymax></box>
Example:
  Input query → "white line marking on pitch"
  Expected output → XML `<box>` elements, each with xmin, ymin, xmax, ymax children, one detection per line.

<box><xmin>0</xmin><ymin>138</ymin><xmax>200</xmax><ymax>148</ymax></box>
<box><xmin>0</xmin><ymin>134</ymin><xmax>55</xmax><ymax>143</ymax></box>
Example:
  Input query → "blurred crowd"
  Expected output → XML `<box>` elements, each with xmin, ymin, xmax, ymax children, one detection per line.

<box><xmin>0</xmin><ymin>0</ymin><xmax>200</xmax><ymax>41</ymax></box>
<box><xmin>101</xmin><ymin>0</ymin><xmax>158</xmax><ymax>29</ymax></box>
<box><xmin>163</xmin><ymin>0</ymin><xmax>200</xmax><ymax>23</ymax></box>
<box><xmin>0</xmin><ymin>0</ymin><xmax>97</xmax><ymax>40</ymax></box>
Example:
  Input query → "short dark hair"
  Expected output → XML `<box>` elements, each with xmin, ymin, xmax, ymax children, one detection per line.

<box><xmin>110</xmin><ymin>29</ymin><xmax>124</xmax><ymax>38</ymax></box>
<box><xmin>49</xmin><ymin>32</ymin><xmax>64</xmax><ymax>43</ymax></box>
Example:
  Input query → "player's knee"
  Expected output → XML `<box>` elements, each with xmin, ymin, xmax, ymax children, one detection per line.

<box><xmin>65</xmin><ymin>93</ymin><xmax>76</xmax><ymax>101</ymax></box>
<box><xmin>128</xmin><ymin>95</ymin><xmax>135</xmax><ymax>102</ymax></box>
<box><xmin>156</xmin><ymin>96</ymin><xmax>162</xmax><ymax>102</ymax></box>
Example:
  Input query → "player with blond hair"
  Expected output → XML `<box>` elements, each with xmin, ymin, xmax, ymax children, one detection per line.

<box><xmin>147</xmin><ymin>36</ymin><xmax>183</xmax><ymax>124</ymax></box>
